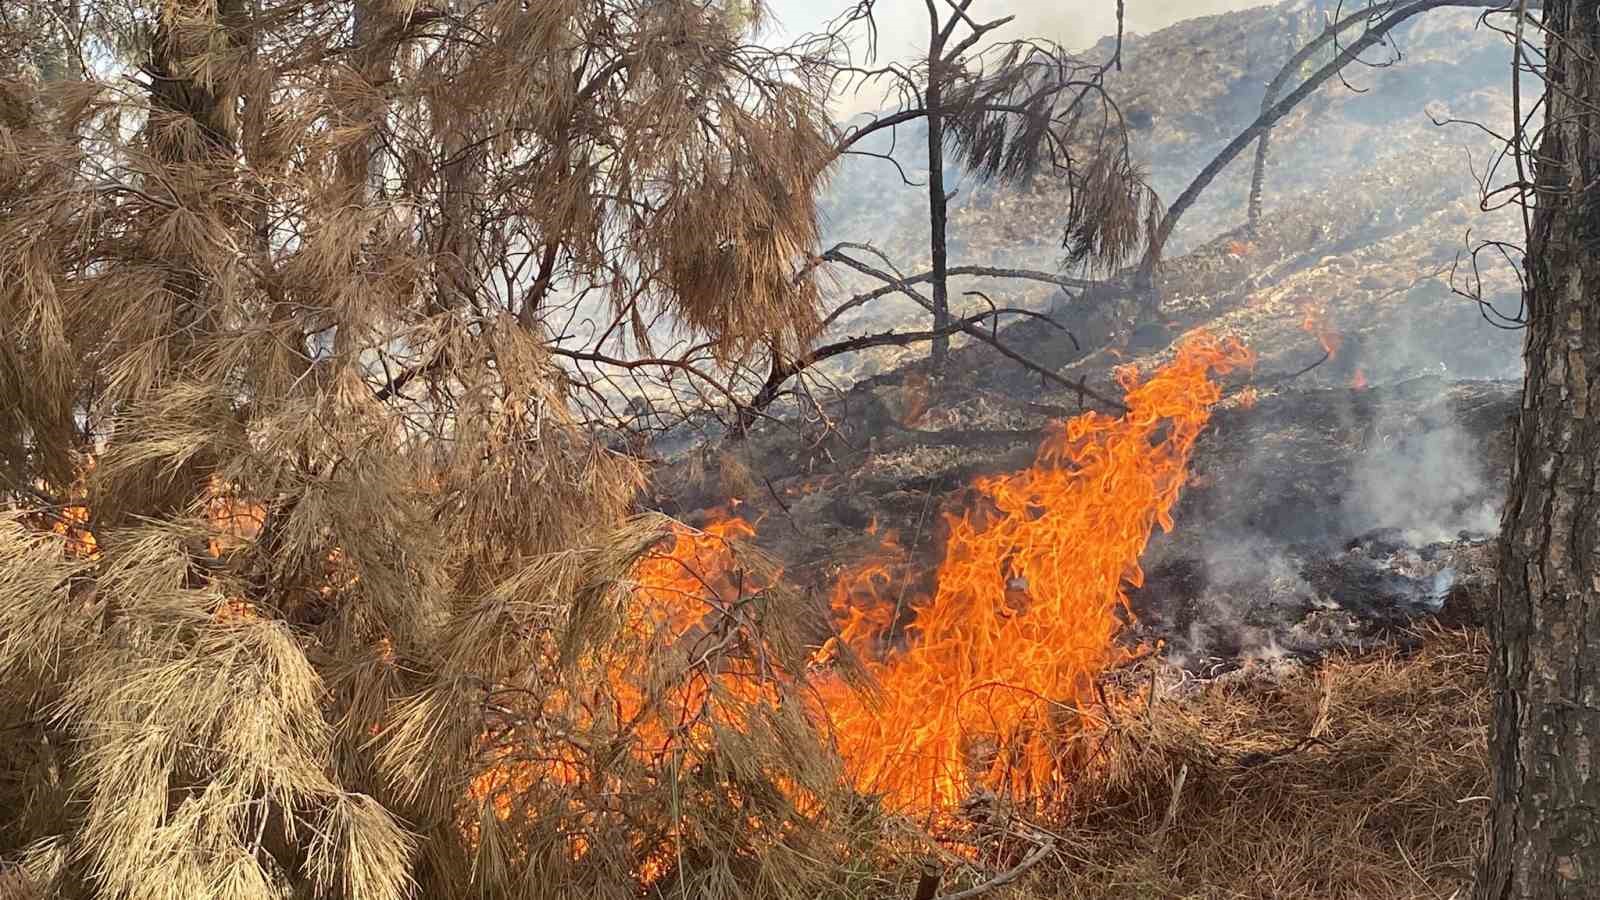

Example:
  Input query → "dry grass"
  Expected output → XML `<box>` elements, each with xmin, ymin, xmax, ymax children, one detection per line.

<box><xmin>719</xmin><ymin>623</ymin><xmax>1488</xmax><ymax>900</ymax></box>
<box><xmin>1005</xmin><ymin>623</ymin><xmax>1489</xmax><ymax>900</ymax></box>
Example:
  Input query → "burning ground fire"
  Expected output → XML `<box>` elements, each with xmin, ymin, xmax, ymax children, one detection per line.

<box><xmin>624</xmin><ymin>332</ymin><xmax>1255</xmax><ymax>814</ymax></box>
<box><xmin>19</xmin><ymin>332</ymin><xmax>1254</xmax><ymax>860</ymax></box>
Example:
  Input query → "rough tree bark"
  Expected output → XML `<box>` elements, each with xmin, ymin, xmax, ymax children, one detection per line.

<box><xmin>1475</xmin><ymin>2</ymin><xmax>1600</xmax><ymax>898</ymax></box>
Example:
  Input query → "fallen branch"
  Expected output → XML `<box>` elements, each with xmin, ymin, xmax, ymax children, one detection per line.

<box><xmin>938</xmin><ymin>841</ymin><xmax>1055</xmax><ymax>900</ymax></box>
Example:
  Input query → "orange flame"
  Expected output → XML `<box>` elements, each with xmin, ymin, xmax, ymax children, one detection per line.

<box><xmin>1351</xmin><ymin>369</ymin><xmax>1369</xmax><ymax>391</ymax></box>
<box><xmin>467</xmin><ymin>510</ymin><xmax>787</xmax><ymax>881</ymax></box>
<box><xmin>816</xmin><ymin>332</ymin><xmax>1253</xmax><ymax>810</ymax></box>
<box><xmin>1299</xmin><ymin>303</ymin><xmax>1342</xmax><ymax>360</ymax></box>
<box><xmin>478</xmin><ymin>333</ymin><xmax>1253</xmax><ymax>847</ymax></box>
<box><xmin>29</xmin><ymin>457</ymin><xmax>99</xmax><ymax>558</ymax></box>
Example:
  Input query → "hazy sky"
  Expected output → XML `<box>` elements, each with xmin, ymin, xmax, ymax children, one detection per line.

<box><xmin>761</xmin><ymin>1</ymin><xmax>1269</xmax><ymax>56</ymax></box>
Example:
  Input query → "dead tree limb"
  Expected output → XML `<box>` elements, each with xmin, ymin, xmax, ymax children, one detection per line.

<box><xmin>1248</xmin><ymin>2</ymin><xmax>1414</xmax><ymax>231</ymax></box>
<box><xmin>1250</xmin><ymin>1</ymin><xmax>1541</xmax><ymax>231</ymax></box>
<box><xmin>819</xmin><ymin>258</ymin><xmax>1094</xmax><ymax>331</ymax></box>
<box><xmin>735</xmin><ymin>306</ymin><xmax>1075</xmax><ymax>433</ymax></box>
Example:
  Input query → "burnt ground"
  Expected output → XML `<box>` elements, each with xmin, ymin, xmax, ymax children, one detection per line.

<box><xmin>638</xmin><ymin>0</ymin><xmax>1528</xmax><ymax>674</ymax></box>
<box><xmin>647</xmin><ymin>371</ymin><xmax>1512</xmax><ymax>672</ymax></box>
<box><xmin>643</xmin><ymin>194</ymin><xmax>1521</xmax><ymax>672</ymax></box>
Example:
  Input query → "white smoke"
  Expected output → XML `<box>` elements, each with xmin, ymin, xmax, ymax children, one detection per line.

<box><xmin>763</xmin><ymin>0</ymin><xmax>1268</xmax><ymax>51</ymax></box>
<box><xmin>1341</xmin><ymin>394</ymin><xmax>1503</xmax><ymax>545</ymax></box>
<box><xmin>761</xmin><ymin>0</ymin><xmax>1270</xmax><ymax>115</ymax></box>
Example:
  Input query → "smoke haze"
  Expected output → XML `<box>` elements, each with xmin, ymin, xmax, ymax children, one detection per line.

<box><xmin>763</xmin><ymin>0</ymin><xmax>1269</xmax><ymax>52</ymax></box>
<box><xmin>762</xmin><ymin>0</ymin><xmax>1271</xmax><ymax>113</ymax></box>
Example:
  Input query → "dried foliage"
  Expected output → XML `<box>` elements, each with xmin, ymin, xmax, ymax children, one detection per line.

<box><xmin>937</xmin><ymin>40</ymin><xmax>1160</xmax><ymax>274</ymax></box>
<box><xmin>1048</xmin><ymin>625</ymin><xmax>1490</xmax><ymax>900</ymax></box>
<box><xmin>0</xmin><ymin>1</ymin><xmax>865</xmax><ymax>898</ymax></box>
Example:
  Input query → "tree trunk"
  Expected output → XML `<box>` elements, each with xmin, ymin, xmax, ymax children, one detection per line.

<box><xmin>926</xmin><ymin>56</ymin><xmax>950</xmax><ymax>373</ymax></box>
<box><xmin>98</xmin><ymin>0</ymin><xmax>247</xmax><ymax>532</ymax></box>
<box><xmin>1475</xmin><ymin>3</ymin><xmax>1600</xmax><ymax>898</ymax></box>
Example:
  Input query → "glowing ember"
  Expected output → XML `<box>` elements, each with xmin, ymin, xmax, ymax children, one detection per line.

<box><xmin>1351</xmin><ymin>368</ymin><xmax>1369</xmax><ymax>391</ymax></box>
<box><xmin>203</xmin><ymin>475</ymin><xmax>265</xmax><ymax>557</ymax></box>
<box><xmin>47</xmin><ymin>501</ymin><xmax>98</xmax><ymax>559</ymax></box>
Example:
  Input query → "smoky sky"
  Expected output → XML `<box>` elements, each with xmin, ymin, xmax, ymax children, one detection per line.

<box><xmin>760</xmin><ymin>1</ymin><xmax>1270</xmax><ymax>54</ymax></box>
<box><xmin>759</xmin><ymin>1</ymin><xmax>1272</xmax><ymax>114</ymax></box>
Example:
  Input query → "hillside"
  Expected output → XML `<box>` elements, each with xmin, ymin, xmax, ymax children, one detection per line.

<box><xmin>807</xmin><ymin>0</ymin><xmax>1524</xmax><ymax>385</ymax></box>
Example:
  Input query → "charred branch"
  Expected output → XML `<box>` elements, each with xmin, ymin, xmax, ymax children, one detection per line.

<box><xmin>737</xmin><ymin>305</ymin><xmax>1076</xmax><ymax>432</ymax></box>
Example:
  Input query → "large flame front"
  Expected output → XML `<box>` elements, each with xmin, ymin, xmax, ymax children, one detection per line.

<box><xmin>610</xmin><ymin>334</ymin><xmax>1253</xmax><ymax>815</ymax></box>
<box><xmin>816</xmin><ymin>332</ymin><xmax>1253</xmax><ymax>810</ymax></box>
<box><xmin>611</xmin><ymin>334</ymin><xmax>1253</xmax><ymax>816</ymax></box>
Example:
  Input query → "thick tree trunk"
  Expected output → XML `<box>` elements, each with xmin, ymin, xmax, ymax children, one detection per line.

<box><xmin>1475</xmin><ymin>3</ymin><xmax>1600</xmax><ymax>898</ymax></box>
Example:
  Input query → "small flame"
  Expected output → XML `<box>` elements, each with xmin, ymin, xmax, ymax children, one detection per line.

<box><xmin>30</xmin><ymin>457</ymin><xmax>98</xmax><ymax>558</ymax></box>
<box><xmin>1299</xmin><ymin>302</ymin><xmax>1342</xmax><ymax>360</ymax></box>
<box><xmin>1351</xmin><ymin>369</ymin><xmax>1369</xmax><ymax>391</ymax></box>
